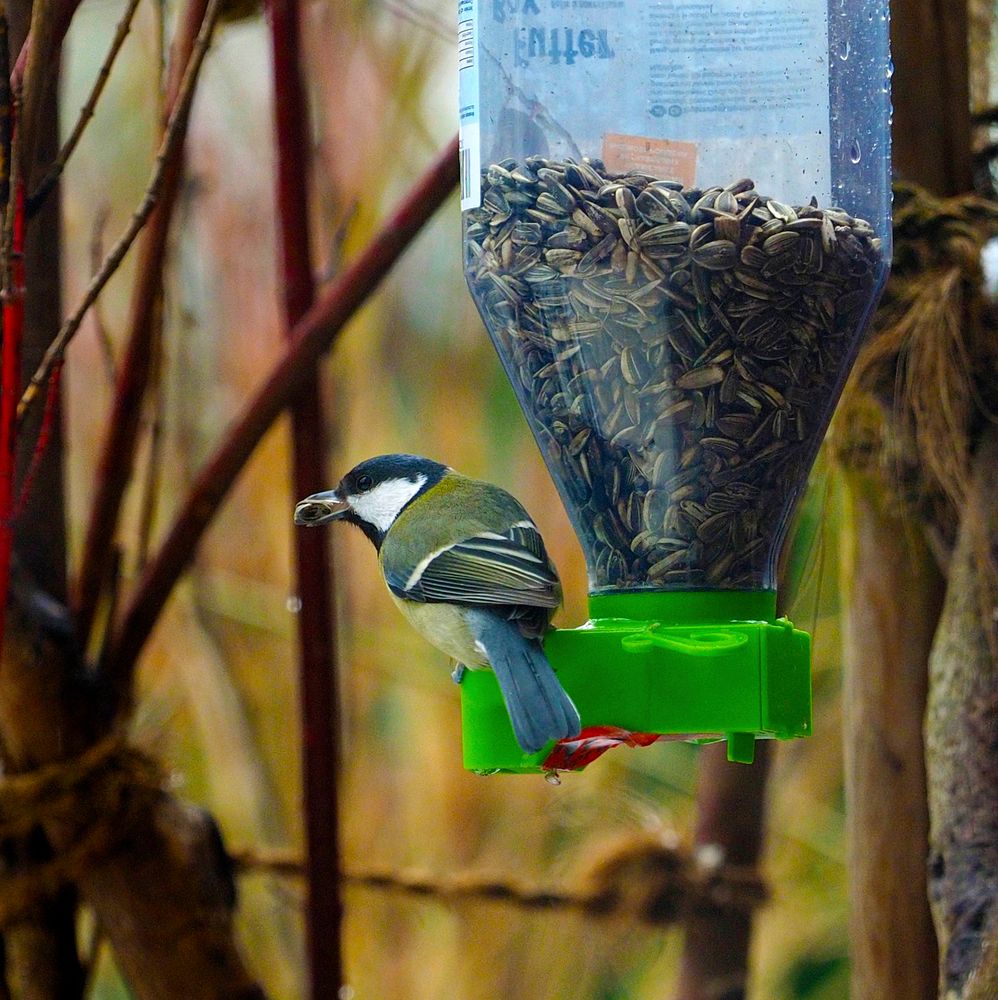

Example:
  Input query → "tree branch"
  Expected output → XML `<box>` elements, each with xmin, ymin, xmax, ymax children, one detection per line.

<box><xmin>264</xmin><ymin>0</ymin><xmax>343</xmax><ymax>993</ymax></box>
<box><xmin>104</xmin><ymin>135</ymin><xmax>458</xmax><ymax>691</ymax></box>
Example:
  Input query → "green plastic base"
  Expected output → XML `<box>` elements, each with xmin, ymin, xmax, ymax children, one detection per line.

<box><xmin>460</xmin><ymin>590</ymin><xmax>811</xmax><ymax>774</ymax></box>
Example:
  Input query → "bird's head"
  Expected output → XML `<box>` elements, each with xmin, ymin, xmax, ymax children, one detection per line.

<box><xmin>293</xmin><ymin>454</ymin><xmax>448</xmax><ymax>548</ymax></box>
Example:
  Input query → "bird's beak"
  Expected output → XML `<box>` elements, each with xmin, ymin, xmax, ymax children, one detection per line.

<box><xmin>294</xmin><ymin>490</ymin><xmax>352</xmax><ymax>526</ymax></box>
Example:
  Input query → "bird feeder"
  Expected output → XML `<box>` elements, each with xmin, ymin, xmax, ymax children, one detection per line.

<box><xmin>458</xmin><ymin>0</ymin><xmax>892</xmax><ymax>772</ymax></box>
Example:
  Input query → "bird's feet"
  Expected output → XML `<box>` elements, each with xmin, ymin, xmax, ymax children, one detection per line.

<box><xmin>451</xmin><ymin>663</ymin><xmax>467</xmax><ymax>685</ymax></box>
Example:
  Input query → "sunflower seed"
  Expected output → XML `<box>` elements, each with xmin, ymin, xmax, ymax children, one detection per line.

<box><xmin>465</xmin><ymin>159</ymin><xmax>882</xmax><ymax>589</ymax></box>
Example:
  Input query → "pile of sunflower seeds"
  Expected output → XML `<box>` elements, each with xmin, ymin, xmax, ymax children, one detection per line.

<box><xmin>464</xmin><ymin>158</ymin><xmax>883</xmax><ymax>590</ymax></box>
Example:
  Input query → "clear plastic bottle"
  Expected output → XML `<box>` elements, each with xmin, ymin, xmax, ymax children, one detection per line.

<box><xmin>460</xmin><ymin>0</ymin><xmax>891</xmax><ymax>594</ymax></box>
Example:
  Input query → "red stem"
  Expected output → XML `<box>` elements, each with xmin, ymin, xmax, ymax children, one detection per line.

<box><xmin>105</xmin><ymin>135</ymin><xmax>458</xmax><ymax>697</ymax></box>
<box><xmin>265</xmin><ymin>0</ymin><xmax>343</xmax><ymax>994</ymax></box>
<box><xmin>0</xmin><ymin>181</ymin><xmax>25</xmax><ymax>646</ymax></box>
<box><xmin>73</xmin><ymin>0</ymin><xmax>209</xmax><ymax>651</ymax></box>
<box><xmin>13</xmin><ymin>358</ymin><xmax>62</xmax><ymax>519</ymax></box>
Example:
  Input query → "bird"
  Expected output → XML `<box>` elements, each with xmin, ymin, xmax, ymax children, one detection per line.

<box><xmin>293</xmin><ymin>454</ymin><xmax>581</xmax><ymax>754</ymax></box>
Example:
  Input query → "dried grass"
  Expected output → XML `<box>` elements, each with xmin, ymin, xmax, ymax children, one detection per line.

<box><xmin>833</xmin><ymin>182</ymin><xmax>998</xmax><ymax>654</ymax></box>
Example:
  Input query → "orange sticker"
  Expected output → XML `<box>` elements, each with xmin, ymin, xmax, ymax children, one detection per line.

<box><xmin>602</xmin><ymin>134</ymin><xmax>697</xmax><ymax>187</ymax></box>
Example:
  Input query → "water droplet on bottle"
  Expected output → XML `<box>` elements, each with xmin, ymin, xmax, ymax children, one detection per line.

<box><xmin>544</xmin><ymin>770</ymin><xmax>562</xmax><ymax>786</ymax></box>
<box><xmin>838</xmin><ymin>38</ymin><xmax>851</xmax><ymax>60</ymax></box>
<box><xmin>887</xmin><ymin>57</ymin><xmax>895</xmax><ymax>78</ymax></box>
<box><xmin>286</xmin><ymin>595</ymin><xmax>303</xmax><ymax>613</ymax></box>
<box><xmin>849</xmin><ymin>140</ymin><xmax>862</xmax><ymax>164</ymax></box>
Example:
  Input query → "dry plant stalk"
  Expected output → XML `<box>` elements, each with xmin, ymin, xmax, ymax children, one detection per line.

<box><xmin>841</xmin><ymin>185</ymin><xmax>998</xmax><ymax>565</ymax></box>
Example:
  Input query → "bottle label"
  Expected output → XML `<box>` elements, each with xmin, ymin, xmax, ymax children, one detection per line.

<box><xmin>463</xmin><ymin>0</ymin><xmax>831</xmax><ymax>204</ymax></box>
<box><xmin>458</xmin><ymin>0</ymin><xmax>482</xmax><ymax>210</ymax></box>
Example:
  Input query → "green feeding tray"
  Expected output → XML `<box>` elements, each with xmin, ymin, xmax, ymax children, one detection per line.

<box><xmin>460</xmin><ymin>590</ymin><xmax>810</xmax><ymax>774</ymax></box>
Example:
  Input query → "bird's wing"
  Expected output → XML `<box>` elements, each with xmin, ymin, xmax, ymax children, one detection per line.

<box><xmin>384</xmin><ymin>523</ymin><xmax>561</xmax><ymax>609</ymax></box>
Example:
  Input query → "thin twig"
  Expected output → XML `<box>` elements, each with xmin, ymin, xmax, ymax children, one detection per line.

<box><xmin>134</xmin><ymin>293</ymin><xmax>165</xmax><ymax>571</ymax></box>
<box><xmin>26</xmin><ymin>0</ymin><xmax>143</xmax><ymax>217</ymax></box>
<box><xmin>104</xmin><ymin>135</ymin><xmax>459</xmax><ymax>687</ymax></box>
<box><xmin>17</xmin><ymin>0</ymin><xmax>223</xmax><ymax>426</ymax></box>
<box><xmin>233</xmin><ymin>848</ymin><xmax>303</xmax><ymax>879</ymax></box>
<box><xmin>88</xmin><ymin>205</ymin><xmax>117</xmax><ymax>384</ymax></box>
<box><xmin>155</xmin><ymin>0</ymin><xmax>167</xmax><ymax>114</ymax></box>
<box><xmin>229</xmin><ymin>846</ymin><xmax>767</xmax><ymax>921</ymax></box>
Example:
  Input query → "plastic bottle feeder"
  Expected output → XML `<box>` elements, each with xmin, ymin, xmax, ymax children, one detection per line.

<box><xmin>458</xmin><ymin>0</ymin><xmax>892</xmax><ymax>773</ymax></box>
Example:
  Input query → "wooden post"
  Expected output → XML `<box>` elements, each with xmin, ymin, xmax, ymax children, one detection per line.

<box><xmin>836</xmin><ymin>3</ymin><xmax>975</xmax><ymax>996</ymax></box>
<box><xmin>890</xmin><ymin>0</ymin><xmax>973</xmax><ymax>195</ymax></box>
<box><xmin>840</xmin><ymin>471</ymin><xmax>941</xmax><ymax>999</ymax></box>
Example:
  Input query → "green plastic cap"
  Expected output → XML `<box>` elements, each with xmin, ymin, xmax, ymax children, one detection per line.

<box><xmin>460</xmin><ymin>590</ymin><xmax>811</xmax><ymax>774</ymax></box>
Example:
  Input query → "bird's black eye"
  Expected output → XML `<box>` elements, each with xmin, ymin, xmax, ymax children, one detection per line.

<box><xmin>356</xmin><ymin>474</ymin><xmax>373</xmax><ymax>492</ymax></box>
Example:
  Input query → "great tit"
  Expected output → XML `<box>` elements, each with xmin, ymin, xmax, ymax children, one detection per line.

<box><xmin>293</xmin><ymin>454</ymin><xmax>581</xmax><ymax>754</ymax></box>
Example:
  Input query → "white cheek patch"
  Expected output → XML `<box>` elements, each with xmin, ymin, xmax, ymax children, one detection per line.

<box><xmin>348</xmin><ymin>475</ymin><xmax>427</xmax><ymax>533</ymax></box>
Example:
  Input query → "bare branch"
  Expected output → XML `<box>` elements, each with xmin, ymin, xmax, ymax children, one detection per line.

<box><xmin>16</xmin><ymin>0</ymin><xmax>223</xmax><ymax>426</ymax></box>
<box><xmin>26</xmin><ymin>0</ymin><xmax>143</xmax><ymax>218</ymax></box>
<box><xmin>88</xmin><ymin>206</ymin><xmax>117</xmax><ymax>384</ymax></box>
<box><xmin>265</xmin><ymin>0</ymin><xmax>343</xmax><ymax>993</ymax></box>
<box><xmin>230</xmin><ymin>836</ymin><xmax>767</xmax><ymax>923</ymax></box>
<box><xmin>134</xmin><ymin>302</ymin><xmax>164</xmax><ymax>572</ymax></box>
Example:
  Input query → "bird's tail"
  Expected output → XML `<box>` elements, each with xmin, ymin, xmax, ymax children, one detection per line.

<box><xmin>468</xmin><ymin>611</ymin><xmax>581</xmax><ymax>754</ymax></box>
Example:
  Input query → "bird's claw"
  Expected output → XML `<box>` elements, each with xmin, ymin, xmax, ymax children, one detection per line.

<box><xmin>451</xmin><ymin>664</ymin><xmax>467</xmax><ymax>685</ymax></box>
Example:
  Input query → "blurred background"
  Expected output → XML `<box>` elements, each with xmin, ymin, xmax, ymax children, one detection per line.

<box><xmin>54</xmin><ymin>2</ymin><xmax>936</xmax><ymax>997</ymax></box>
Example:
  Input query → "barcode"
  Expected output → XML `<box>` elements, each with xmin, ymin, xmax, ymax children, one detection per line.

<box><xmin>460</xmin><ymin>144</ymin><xmax>472</xmax><ymax>202</ymax></box>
